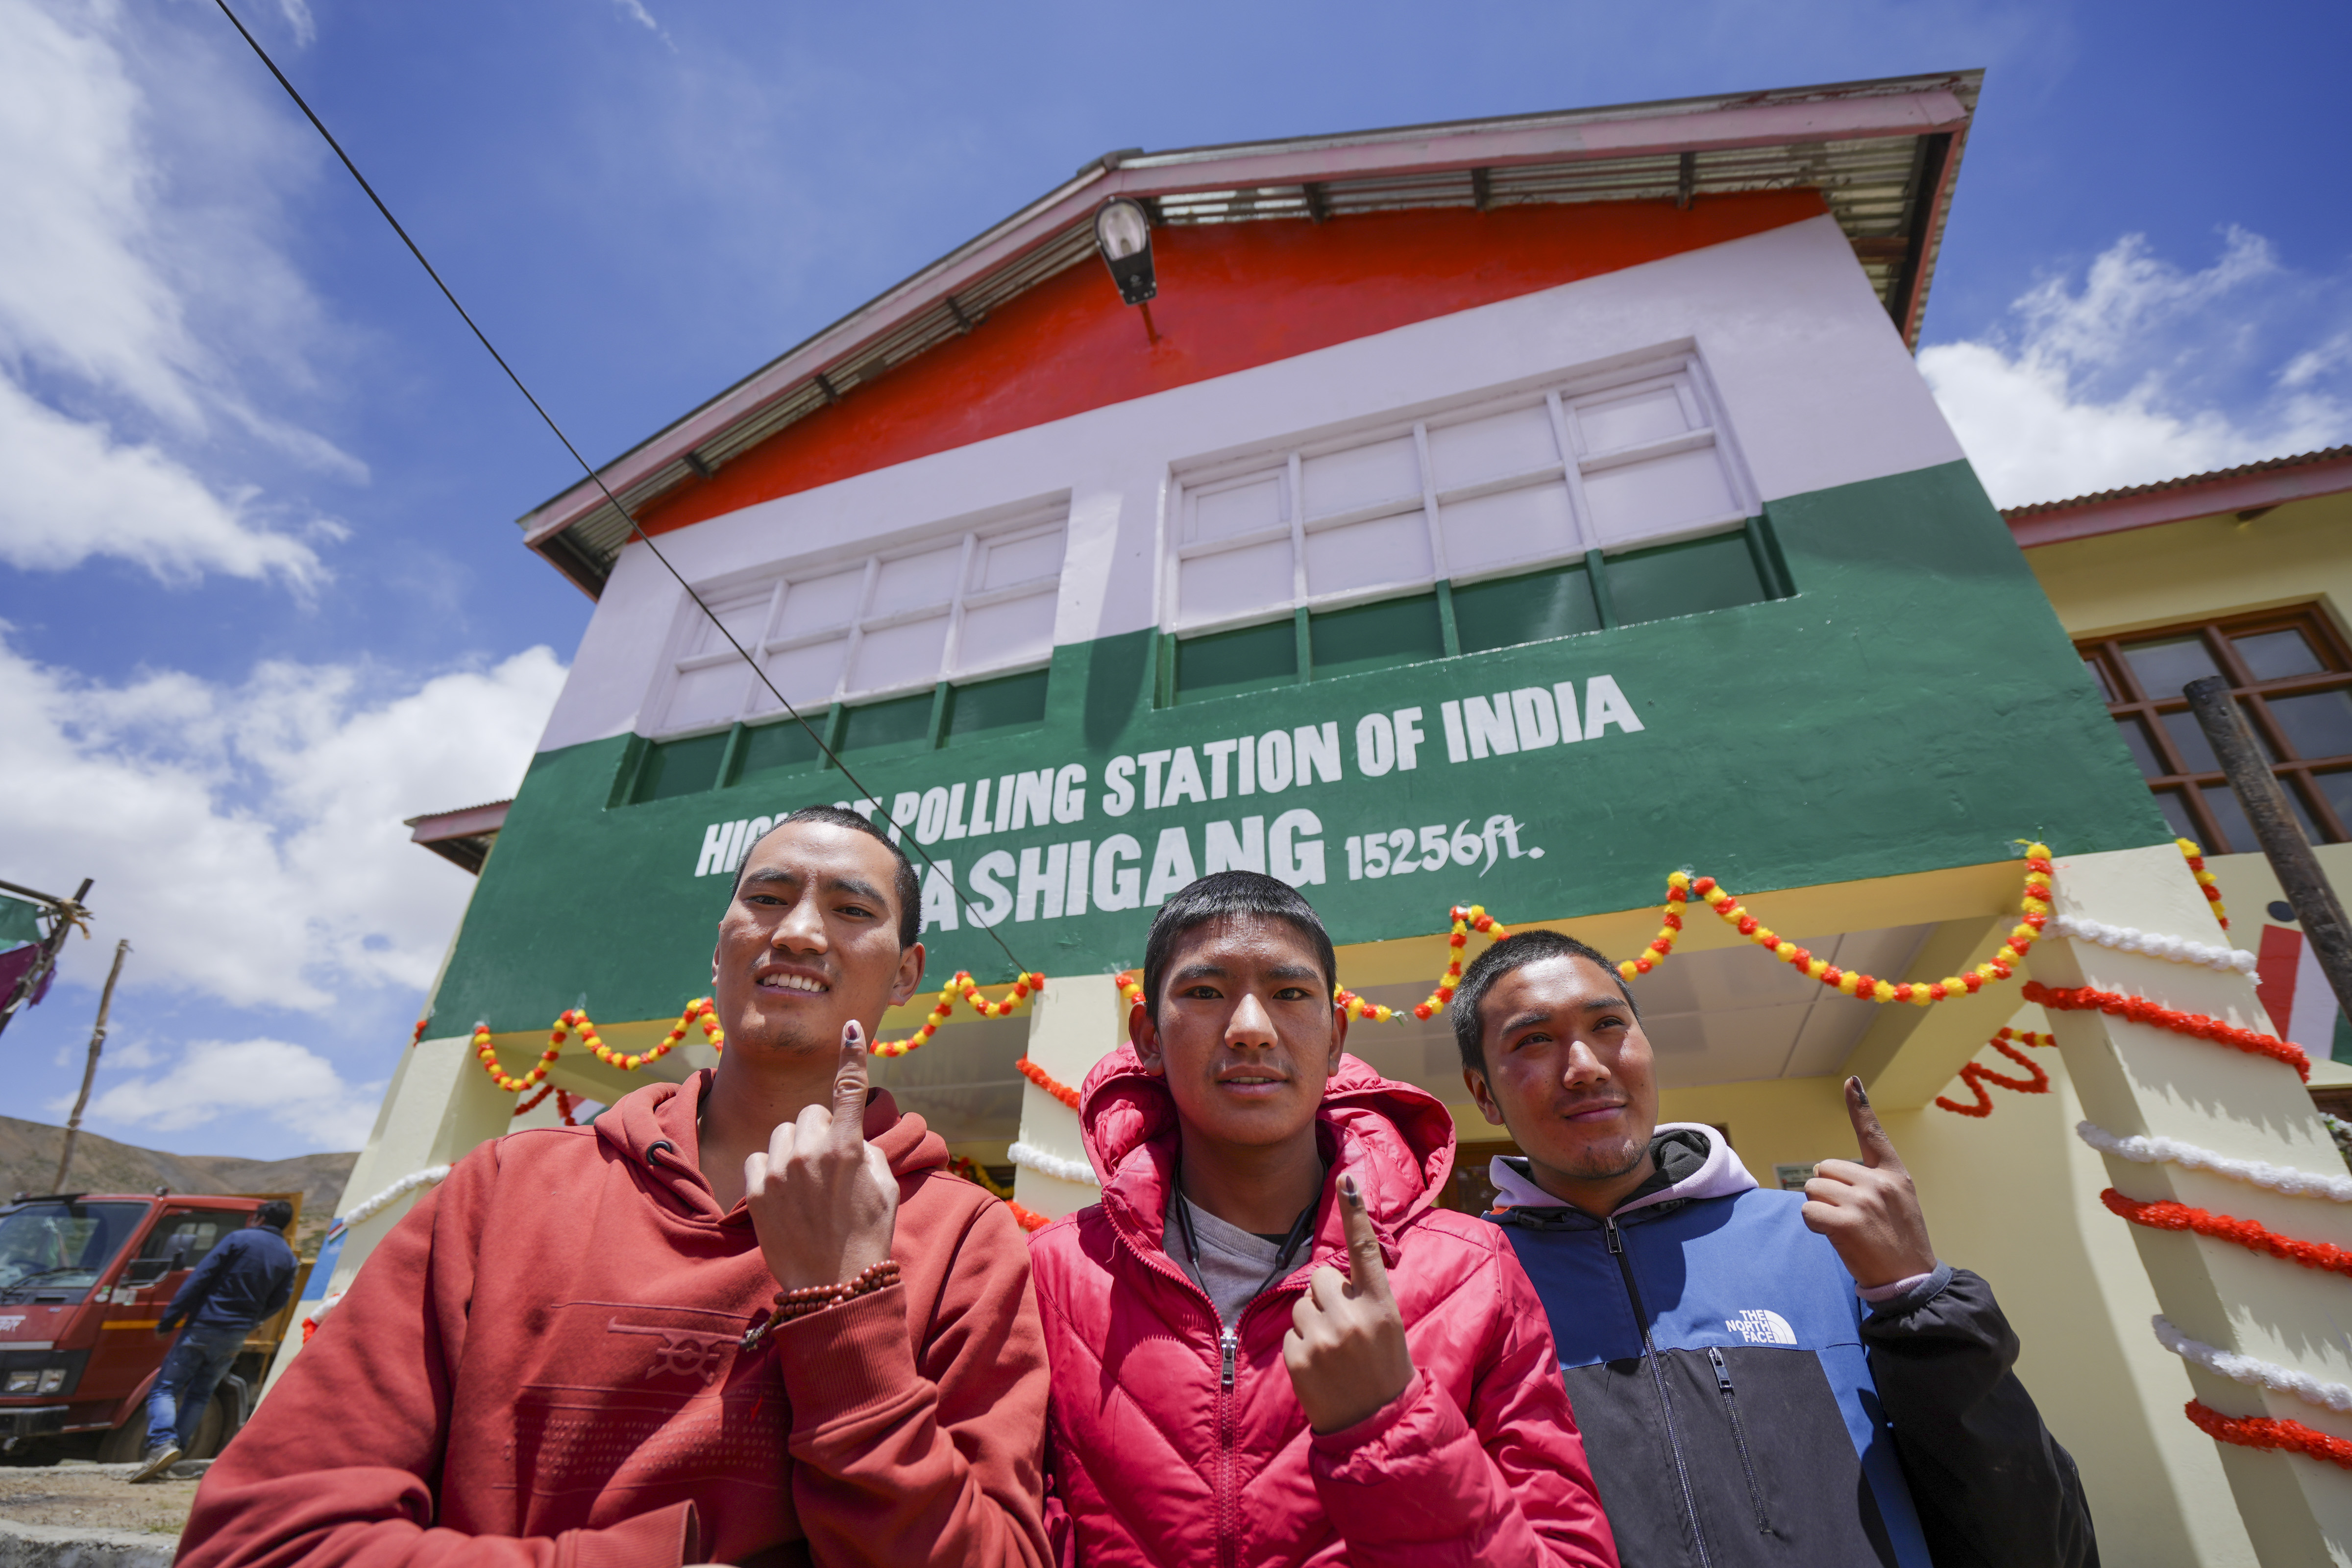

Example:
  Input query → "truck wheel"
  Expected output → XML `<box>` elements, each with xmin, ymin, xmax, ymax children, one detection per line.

<box><xmin>96</xmin><ymin>1414</ymin><xmax>147</xmax><ymax>1464</ymax></box>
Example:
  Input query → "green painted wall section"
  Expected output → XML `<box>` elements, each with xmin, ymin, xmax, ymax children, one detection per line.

<box><xmin>432</xmin><ymin>460</ymin><xmax>2165</xmax><ymax>1032</ymax></box>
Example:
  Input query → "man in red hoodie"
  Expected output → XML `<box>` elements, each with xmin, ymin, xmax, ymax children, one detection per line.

<box><xmin>1027</xmin><ymin>871</ymin><xmax>1619</xmax><ymax>1568</ymax></box>
<box><xmin>178</xmin><ymin>806</ymin><xmax>1052</xmax><ymax>1568</ymax></box>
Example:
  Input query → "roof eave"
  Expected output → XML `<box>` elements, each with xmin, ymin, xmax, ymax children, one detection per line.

<box><xmin>514</xmin><ymin>75</ymin><xmax>1978</xmax><ymax>566</ymax></box>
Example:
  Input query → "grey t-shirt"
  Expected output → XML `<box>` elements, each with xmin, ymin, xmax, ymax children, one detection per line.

<box><xmin>1167</xmin><ymin>1187</ymin><xmax>1308</xmax><ymax>1327</ymax></box>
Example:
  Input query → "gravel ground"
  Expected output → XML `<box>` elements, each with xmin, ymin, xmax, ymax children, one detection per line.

<box><xmin>0</xmin><ymin>1462</ymin><xmax>208</xmax><ymax>1537</ymax></box>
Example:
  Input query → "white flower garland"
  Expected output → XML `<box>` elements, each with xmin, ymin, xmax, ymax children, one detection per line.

<box><xmin>1007</xmin><ymin>1141</ymin><xmax>1099</xmax><ymax>1187</ymax></box>
<box><xmin>2077</xmin><ymin>1122</ymin><xmax>2352</xmax><ymax>1203</ymax></box>
<box><xmin>334</xmin><ymin>1164</ymin><xmax>453</xmax><ymax>1233</ymax></box>
<box><xmin>2154</xmin><ymin>1315</ymin><xmax>2352</xmax><ymax>1415</ymax></box>
<box><xmin>2050</xmin><ymin>913</ymin><xmax>2256</xmax><ymax>974</ymax></box>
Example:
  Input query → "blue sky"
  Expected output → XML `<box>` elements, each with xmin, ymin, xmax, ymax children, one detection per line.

<box><xmin>1</xmin><ymin>0</ymin><xmax>2347</xmax><ymax>1161</ymax></box>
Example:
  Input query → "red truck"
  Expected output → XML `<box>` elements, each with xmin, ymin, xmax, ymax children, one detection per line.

<box><xmin>0</xmin><ymin>1190</ymin><xmax>308</xmax><ymax>1466</ymax></box>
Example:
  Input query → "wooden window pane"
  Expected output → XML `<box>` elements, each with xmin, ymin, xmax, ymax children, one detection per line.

<box><xmin>2084</xmin><ymin>657</ymin><xmax>2116</xmax><ymax>702</ymax></box>
<box><xmin>2316</xmin><ymin>771</ymin><xmax>2352</xmax><ymax>835</ymax></box>
<box><xmin>2201</xmin><ymin>779</ymin><xmax>2321</xmax><ymax>852</ymax></box>
<box><xmin>2121</xmin><ymin>634</ymin><xmax>2223</xmax><ymax>701</ymax></box>
<box><xmin>2233</xmin><ymin>627</ymin><xmax>2328</xmax><ymax>680</ymax></box>
<box><xmin>838</xmin><ymin>692</ymin><xmax>934</xmax><ymax>758</ymax></box>
<box><xmin>2266</xmin><ymin>689</ymin><xmax>2352</xmax><ymax>761</ymax></box>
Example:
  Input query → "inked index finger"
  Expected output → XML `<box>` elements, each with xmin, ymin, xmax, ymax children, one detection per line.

<box><xmin>830</xmin><ymin>1021</ymin><xmax>871</xmax><ymax>1144</ymax></box>
<box><xmin>1338</xmin><ymin>1175</ymin><xmax>1391</xmax><ymax>1304</ymax></box>
<box><xmin>1844</xmin><ymin>1075</ymin><xmax>1904</xmax><ymax>1174</ymax></box>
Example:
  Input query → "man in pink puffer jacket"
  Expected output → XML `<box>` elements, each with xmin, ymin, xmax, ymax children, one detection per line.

<box><xmin>1027</xmin><ymin>871</ymin><xmax>1620</xmax><ymax>1568</ymax></box>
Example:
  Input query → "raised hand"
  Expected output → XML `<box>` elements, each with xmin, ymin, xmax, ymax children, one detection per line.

<box><xmin>1282</xmin><ymin>1175</ymin><xmax>1414</xmax><ymax>1434</ymax></box>
<box><xmin>1802</xmin><ymin>1076</ymin><xmax>1936</xmax><ymax>1289</ymax></box>
<box><xmin>742</xmin><ymin>1021</ymin><xmax>900</xmax><ymax>1294</ymax></box>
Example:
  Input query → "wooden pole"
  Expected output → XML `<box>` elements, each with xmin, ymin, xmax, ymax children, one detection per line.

<box><xmin>53</xmin><ymin>939</ymin><xmax>130</xmax><ymax>1193</ymax></box>
<box><xmin>2184</xmin><ymin>675</ymin><xmax>2352</xmax><ymax>1022</ymax></box>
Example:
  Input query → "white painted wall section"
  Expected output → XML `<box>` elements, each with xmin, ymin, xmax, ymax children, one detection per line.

<box><xmin>539</xmin><ymin>216</ymin><xmax>1968</xmax><ymax>754</ymax></box>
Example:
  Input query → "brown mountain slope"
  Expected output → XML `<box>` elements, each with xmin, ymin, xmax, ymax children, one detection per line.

<box><xmin>0</xmin><ymin>1116</ymin><xmax>357</xmax><ymax>1258</ymax></box>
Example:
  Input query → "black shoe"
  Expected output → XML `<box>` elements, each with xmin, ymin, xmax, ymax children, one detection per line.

<box><xmin>128</xmin><ymin>1444</ymin><xmax>182</xmax><ymax>1483</ymax></box>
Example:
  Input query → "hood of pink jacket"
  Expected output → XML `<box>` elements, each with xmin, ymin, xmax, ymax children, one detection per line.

<box><xmin>1078</xmin><ymin>1043</ymin><xmax>1457</xmax><ymax>1266</ymax></box>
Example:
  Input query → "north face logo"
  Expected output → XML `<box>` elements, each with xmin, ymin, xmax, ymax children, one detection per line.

<box><xmin>1725</xmin><ymin>1309</ymin><xmax>1797</xmax><ymax>1346</ymax></box>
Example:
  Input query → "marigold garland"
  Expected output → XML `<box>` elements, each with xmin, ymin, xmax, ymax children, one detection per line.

<box><xmin>409</xmin><ymin>1017</ymin><xmax>430</xmax><ymax>1048</ymax></box>
<box><xmin>2102</xmin><ymin>1189</ymin><xmax>2352</xmax><ymax>1279</ymax></box>
<box><xmin>2185</xmin><ymin>1399</ymin><xmax>2352</xmax><ymax>1472</ymax></box>
<box><xmin>472</xmin><ymin>999</ymin><xmax>724</xmax><ymax>1095</ymax></box>
<box><xmin>2178</xmin><ymin>838</ymin><xmax>2228</xmax><ymax>930</ymax></box>
<box><xmin>1017</xmin><ymin>1055</ymin><xmax>1080</xmax><ymax>1109</ymax></box>
<box><xmin>950</xmin><ymin>1154</ymin><xmax>1015</xmax><ymax>1200</ymax></box>
<box><xmin>1007</xmin><ymin>1200</ymin><xmax>1052</xmax><ymax>1232</ymax></box>
<box><xmin>2023</xmin><ymin>980</ymin><xmax>2309</xmax><ymax>1081</ymax></box>
<box><xmin>1933</xmin><ymin>1029</ymin><xmax>2058</xmax><ymax>1117</ymax></box>
<box><xmin>870</xmin><ymin>970</ymin><xmax>1047</xmax><ymax>1058</ymax></box>
<box><xmin>1627</xmin><ymin>846</ymin><xmax>2054</xmax><ymax>1005</ymax></box>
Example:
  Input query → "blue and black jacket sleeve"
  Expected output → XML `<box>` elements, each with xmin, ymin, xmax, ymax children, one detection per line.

<box><xmin>1861</xmin><ymin>1267</ymin><xmax>2099</xmax><ymax>1568</ymax></box>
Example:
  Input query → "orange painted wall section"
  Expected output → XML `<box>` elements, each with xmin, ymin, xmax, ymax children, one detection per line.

<box><xmin>638</xmin><ymin>190</ymin><xmax>1831</xmax><ymax>536</ymax></box>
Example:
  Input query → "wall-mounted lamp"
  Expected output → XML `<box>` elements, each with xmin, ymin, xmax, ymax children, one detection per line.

<box><xmin>1093</xmin><ymin>198</ymin><xmax>1156</xmax><ymax>306</ymax></box>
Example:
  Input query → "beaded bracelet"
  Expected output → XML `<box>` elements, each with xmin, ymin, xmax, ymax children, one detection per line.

<box><xmin>738</xmin><ymin>1259</ymin><xmax>901</xmax><ymax>1352</ymax></box>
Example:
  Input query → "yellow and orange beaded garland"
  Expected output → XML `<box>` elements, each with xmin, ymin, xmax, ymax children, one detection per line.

<box><xmin>471</xmin><ymin>997</ymin><xmax>724</xmax><ymax>1094</ymax></box>
<box><xmin>1622</xmin><ymin>844</ymin><xmax>2054</xmax><ymax>1006</ymax></box>
<box><xmin>2177</xmin><ymin>838</ymin><xmax>2228</xmax><ymax>929</ymax></box>
<box><xmin>869</xmin><ymin>970</ymin><xmax>1047</xmax><ymax>1057</ymax></box>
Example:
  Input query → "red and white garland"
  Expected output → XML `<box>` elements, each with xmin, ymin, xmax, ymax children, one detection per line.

<box><xmin>2104</xmin><ymin>1189</ymin><xmax>2352</xmax><ymax>1278</ymax></box>
<box><xmin>2048</xmin><ymin>913</ymin><xmax>2255</xmax><ymax>974</ymax></box>
<box><xmin>2075</xmin><ymin>1120</ymin><xmax>2352</xmax><ymax>1202</ymax></box>
<box><xmin>1008</xmin><ymin>1140</ymin><xmax>1098</xmax><ymax>1186</ymax></box>
<box><xmin>2024</xmin><ymin>981</ymin><xmax>2309</xmax><ymax>1080</ymax></box>
<box><xmin>2187</xmin><ymin>1399</ymin><xmax>2352</xmax><ymax>1472</ymax></box>
<box><xmin>2156</xmin><ymin>1316</ymin><xmax>2352</xmax><ymax>1415</ymax></box>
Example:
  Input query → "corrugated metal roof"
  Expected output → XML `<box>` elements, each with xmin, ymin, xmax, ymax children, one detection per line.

<box><xmin>2004</xmin><ymin>446</ymin><xmax>2352</xmax><ymax>549</ymax></box>
<box><xmin>2003</xmin><ymin>446</ymin><xmax>2352</xmax><ymax>518</ymax></box>
<box><xmin>523</xmin><ymin>71</ymin><xmax>1981</xmax><ymax>597</ymax></box>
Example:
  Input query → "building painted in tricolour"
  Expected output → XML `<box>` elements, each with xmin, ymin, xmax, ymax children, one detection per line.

<box><xmin>298</xmin><ymin>76</ymin><xmax>2352</xmax><ymax>1566</ymax></box>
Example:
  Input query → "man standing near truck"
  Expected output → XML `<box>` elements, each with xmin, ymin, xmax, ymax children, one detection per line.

<box><xmin>131</xmin><ymin>1200</ymin><xmax>296</xmax><ymax>1483</ymax></box>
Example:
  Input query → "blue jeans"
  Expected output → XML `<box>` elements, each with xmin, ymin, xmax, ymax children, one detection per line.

<box><xmin>144</xmin><ymin>1324</ymin><xmax>245</xmax><ymax>1454</ymax></box>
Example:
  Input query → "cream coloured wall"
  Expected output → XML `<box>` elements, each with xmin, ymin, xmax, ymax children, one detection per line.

<box><xmin>2024</xmin><ymin>489</ymin><xmax>2352</xmax><ymax>642</ymax></box>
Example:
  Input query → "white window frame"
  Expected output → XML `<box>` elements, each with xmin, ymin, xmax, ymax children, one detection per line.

<box><xmin>1159</xmin><ymin>348</ymin><xmax>1759</xmax><ymax>638</ymax></box>
<box><xmin>646</xmin><ymin>500</ymin><xmax>1067</xmax><ymax>738</ymax></box>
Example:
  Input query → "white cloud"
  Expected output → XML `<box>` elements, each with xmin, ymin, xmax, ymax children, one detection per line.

<box><xmin>0</xmin><ymin>373</ymin><xmax>333</xmax><ymax>585</ymax></box>
<box><xmin>1922</xmin><ymin>229</ymin><xmax>2352</xmax><ymax>509</ymax></box>
<box><xmin>77</xmin><ymin>1036</ymin><xmax>383</xmax><ymax>1149</ymax></box>
<box><xmin>0</xmin><ymin>0</ymin><xmax>360</xmax><ymax>582</ymax></box>
<box><xmin>0</xmin><ymin>629</ymin><xmax>568</xmax><ymax>1012</ymax></box>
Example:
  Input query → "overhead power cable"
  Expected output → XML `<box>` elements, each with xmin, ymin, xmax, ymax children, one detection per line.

<box><xmin>207</xmin><ymin>0</ymin><xmax>1036</xmax><ymax>980</ymax></box>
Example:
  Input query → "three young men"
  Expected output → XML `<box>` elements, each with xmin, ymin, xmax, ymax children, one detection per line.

<box><xmin>1451</xmin><ymin>928</ymin><xmax>2097</xmax><ymax>1568</ymax></box>
<box><xmin>179</xmin><ymin>809</ymin><xmax>2090</xmax><ymax>1568</ymax></box>
<box><xmin>179</xmin><ymin>806</ymin><xmax>1052</xmax><ymax>1568</ymax></box>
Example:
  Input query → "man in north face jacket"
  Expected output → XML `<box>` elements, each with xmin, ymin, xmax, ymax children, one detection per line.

<box><xmin>1451</xmin><ymin>928</ymin><xmax>2096</xmax><ymax>1568</ymax></box>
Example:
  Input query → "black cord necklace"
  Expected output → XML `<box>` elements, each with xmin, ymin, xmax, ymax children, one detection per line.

<box><xmin>1172</xmin><ymin>1164</ymin><xmax>1319</xmax><ymax>1315</ymax></box>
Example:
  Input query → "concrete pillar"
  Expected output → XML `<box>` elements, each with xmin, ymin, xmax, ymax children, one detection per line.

<box><xmin>1012</xmin><ymin>973</ymin><xmax>1124</xmax><ymax>1221</ymax></box>
<box><xmin>2042</xmin><ymin>842</ymin><xmax>2352</xmax><ymax>1566</ymax></box>
<box><xmin>259</xmin><ymin>1031</ymin><xmax>517</xmax><ymax>1395</ymax></box>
